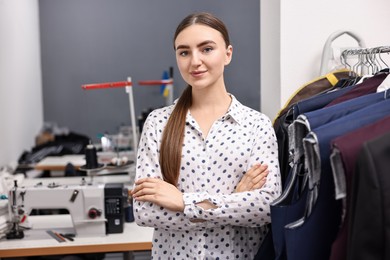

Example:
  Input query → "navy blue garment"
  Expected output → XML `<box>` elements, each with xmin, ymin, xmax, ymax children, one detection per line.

<box><xmin>253</xmin><ymin>225</ymin><xmax>275</xmax><ymax>260</ymax></box>
<box><xmin>284</xmin><ymin>99</ymin><xmax>390</xmax><ymax>260</ymax></box>
<box><xmin>274</xmin><ymin>75</ymin><xmax>354</xmax><ymax>187</ymax></box>
<box><xmin>302</xmin><ymin>91</ymin><xmax>389</xmax><ymax>131</ymax></box>
<box><xmin>292</xmin><ymin>71</ymin><xmax>388</xmax><ymax>119</ymax></box>
<box><xmin>292</xmin><ymin>85</ymin><xmax>353</xmax><ymax>119</ymax></box>
<box><xmin>269</xmin><ymin>88</ymin><xmax>385</xmax><ymax>260</ymax></box>
<box><xmin>270</xmin><ymin>72</ymin><xmax>388</xmax><ymax>260</ymax></box>
<box><xmin>270</xmin><ymin>162</ymin><xmax>308</xmax><ymax>260</ymax></box>
<box><xmin>289</xmin><ymin>90</ymin><xmax>388</xmax><ymax>162</ymax></box>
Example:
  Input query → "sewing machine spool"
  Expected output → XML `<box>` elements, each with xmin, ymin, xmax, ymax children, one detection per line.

<box><xmin>85</xmin><ymin>144</ymin><xmax>100</xmax><ymax>169</ymax></box>
<box><xmin>79</xmin><ymin>144</ymin><xmax>104</xmax><ymax>175</ymax></box>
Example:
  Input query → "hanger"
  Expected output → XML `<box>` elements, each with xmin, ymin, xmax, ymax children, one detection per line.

<box><xmin>369</xmin><ymin>47</ymin><xmax>379</xmax><ymax>74</ymax></box>
<box><xmin>377</xmin><ymin>46</ymin><xmax>389</xmax><ymax>69</ymax></box>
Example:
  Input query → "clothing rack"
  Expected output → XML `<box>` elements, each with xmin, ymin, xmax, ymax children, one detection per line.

<box><xmin>341</xmin><ymin>45</ymin><xmax>390</xmax><ymax>56</ymax></box>
<box><xmin>341</xmin><ymin>45</ymin><xmax>390</xmax><ymax>75</ymax></box>
<box><xmin>270</xmin><ymin>42</ymin><xmax>390</xmax><ymax>260</ymax></box>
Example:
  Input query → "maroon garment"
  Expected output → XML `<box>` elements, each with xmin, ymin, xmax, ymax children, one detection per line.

<box><xmin>348</xmin><ymin>131</ymin><xmax>390</xmax><ymax>260</ymax></box>
<box><xmin>326</xmin><ymin>72</ymin><xmax>388</xmax><ymax>107</ymax></box>
<box><xmin>329</xmin><ymin>115</ymin><xmax>390</xmax><ymax>260</ymax></box>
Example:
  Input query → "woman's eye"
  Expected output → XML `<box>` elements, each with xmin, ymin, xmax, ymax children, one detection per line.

<box><xmin>203</xmin><ymin>47</ymin><xmax>213</xmax><ymax>53</ymax></box>
<box><xmin>179</xmin><ymin>51</ymin><xmax>188</xmax><ymax>57</ymax></box>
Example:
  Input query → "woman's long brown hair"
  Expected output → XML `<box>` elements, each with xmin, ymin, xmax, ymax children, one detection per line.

<box><xmin>159</xmin><ymin>12</ymin><xmax>231</xmax><ymax>186</ymax></box>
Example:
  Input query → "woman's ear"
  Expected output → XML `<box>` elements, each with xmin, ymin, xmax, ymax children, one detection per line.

<box><xmin>225</xmin><ymin>45</ymin><xmax>233</xmax><ymax>65</ymax></box>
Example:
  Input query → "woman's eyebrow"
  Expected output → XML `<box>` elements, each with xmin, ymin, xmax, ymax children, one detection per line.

<box><xmin>175</xmin><ymin>40</ymin><xmax>216</xmax><ymax>51</ymax></box>
<box><xmin>197</xmin><ymin>40</ymin><xmax>216</xmax><ymax>48</ymax></box>
<box><xmin>175</xmin><ymin>44</ymin><xmax>189</xmax><ymax>50</ymax></box>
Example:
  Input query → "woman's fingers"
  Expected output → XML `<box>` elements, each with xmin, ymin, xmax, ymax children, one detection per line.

<box><xmin>247</xmin><ymin>164</ymin><xmax>268</xmax><ymax>178</ymax></box>
<box><xmin>252</xmin><ymin>169</ymin><xmax>269</xmax><ymax>184</ymax></box>
<box><xmin>132</xmin><ymin>177</ymin><xmax>185</xmax><ymax>212</ymax></box>
<box><xmin>235</xmin><ymin>163</ymin><xmax>269</xmax><ymax>192</ymax></box>
<box><xmin>251</xmin><ymin>171</ymin><xmax>268</xmax><ymax>190</ymax></box>
<box><xmin>131</xmin><ymin>178</ymin><xmax>157</xmax><ymax>198</ymax></box>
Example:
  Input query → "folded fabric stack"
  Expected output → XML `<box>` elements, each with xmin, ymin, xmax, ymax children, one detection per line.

<box><xmin>0</xmin><ymin>200</ymin><xmax>9</xmax><ymax>239</ymax></box>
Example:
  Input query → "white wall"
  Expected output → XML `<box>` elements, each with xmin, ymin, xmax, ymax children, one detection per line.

<box><xmin>260</xmin><ymin>0</ymin><xmax>280</xmax><ymax>122</ymax></box>
<box><xmin>0</xmin><ymin>0</ymin><xmax>43</xmax><ymax>166</ymax></box>
<box><xmin>261</xmin><ymin>0</ymin><xmax>390</xmax><ymax>120</ymax></box>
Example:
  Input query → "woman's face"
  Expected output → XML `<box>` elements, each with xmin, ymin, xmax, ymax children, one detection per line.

<box><xmin>174</xmin><ymin>24</ymin><xmax>232</xmax><ymax>91</ymax></box>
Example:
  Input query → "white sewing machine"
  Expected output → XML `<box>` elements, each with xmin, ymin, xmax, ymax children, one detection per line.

<box><xmin>7</xmin><ymin>180</ymin><xmax>125</xmax><ymax>239</ymax></box>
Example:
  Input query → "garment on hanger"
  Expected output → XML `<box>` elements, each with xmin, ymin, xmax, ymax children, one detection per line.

<box><xmin>347</xmin><ymin>131</ymin><xmax>390</xmax><ymax>260</ymax></box>
<box><xmin>325</xmin><ymin>71</ymin><xmax>388</xmax><ymax>107</ymax></box>
<box><xmin>263</xmin><ymin>70</ymin><xmax>356</xmax><ymax>260</ymax></box>
<box><xmin>273</xmin><ymin>69</ymin><xmax>354</xmax><ymax>188</ymax></box>
<box><xmin>296</xmin><ymin>90</ymin><xmax>389</xmax><ymax>136</ymax></box>
<box><xmin>270</xmin><ymin>162</ymin><xmax>307</xmax><ymax>260</ymax></box>
<box><xmin>283</xmin><ymin>99</ymin><xmax>390</xmax><ymax>260</ymax></box>
<box><xmin>329</xmin><ymin>115</ymin><xmax>390</xmax><ymax>260</ymax></box>
<box><xmin>291</xmin><ymin>83</ymin><xmax>353</xmax><ymax>120</ymax></box>
<box><xmin>271</xmin><ymin>92</ymin><xmax>389</xmax><ymax>260</ymax></box>
<box><xmin>270</xmin><ymin>45</ymin><xmax>390</xmax><ymax>260</ymax></box>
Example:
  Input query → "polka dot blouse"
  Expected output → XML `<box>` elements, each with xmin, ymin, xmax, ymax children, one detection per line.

<box><xmin>134</xmin><ymin>95</ymin><xmax>281</xmax><ymax>259</ymax></box>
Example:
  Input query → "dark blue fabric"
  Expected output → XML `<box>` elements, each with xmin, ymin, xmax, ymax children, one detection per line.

<box><xmin>284</xmin><ymin>99</ymin><xmax>390</xmax><ymax>260</ymax></box>
<box><xmin>270</xmin><ymin>162</ymin><xmax>308</xmax><ymax>260</ymax></box>
<box><xmin>292</xmin><ymin>71</ymin><xmax>388</xmax><ymax>119</ymax></box>
<box><xmin>292</xmin><ymin>85</ymin><xmax>352</xmax><ymax>119</ymax></box>
<box><xmin>271</xmin><ymin>91</ymin><xmax>387</xmax><ymax>259</ymax></box>
<box><xmin>304</xmin><ymin>91</ymin><xmax>388</xmax><ymax>130</ymax></box>
<box><xmin>254</xmin><ymin>225</ymin><xmax>275</xmax><ymax>260</ymax></box>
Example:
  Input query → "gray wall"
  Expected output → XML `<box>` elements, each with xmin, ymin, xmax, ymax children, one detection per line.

<box><xmin>39</xmin><ymin>0</ymin><xmax>260</xmax><ymax>142</ymax></box>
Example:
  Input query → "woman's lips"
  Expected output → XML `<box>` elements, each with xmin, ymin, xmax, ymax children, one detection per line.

<box><xmin>191</xmin><ymin>70</ymin><xmax>206</xmax><ymax>77</ymax></box>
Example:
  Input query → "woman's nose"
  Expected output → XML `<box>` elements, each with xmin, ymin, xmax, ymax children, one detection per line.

<box><xmin>190</xmin><ymin>52</ymin><xmax>202</xmax><ymax>66</ymax></box>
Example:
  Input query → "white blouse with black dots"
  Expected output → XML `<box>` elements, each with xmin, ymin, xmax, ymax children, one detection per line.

<box><xmin>134</xmin><ymin>95</ymin><xmax>281</xmax><ymax>260</ymax></box>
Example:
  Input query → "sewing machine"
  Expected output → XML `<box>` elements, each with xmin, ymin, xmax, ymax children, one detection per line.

<box><xmin>7</xmin><ymin>180</ymin><xmax>126</xmax><ymax>239</ymax></box>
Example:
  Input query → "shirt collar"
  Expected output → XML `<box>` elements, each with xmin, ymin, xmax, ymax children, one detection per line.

<box><xmin>225</xmin><ymin>94</ymin><xmax>244</xmax><ymax>125</ymax></box>
<box><xmin>178</xmin><ymin>94</ymin><xmax>245</xmax><ymax>125</ymax></box>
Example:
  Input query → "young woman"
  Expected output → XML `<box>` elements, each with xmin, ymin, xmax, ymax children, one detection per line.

<box><xmin>132</xmin><ymin>12</ymin><xmax>281</xmax><ymax>259</ymax></box>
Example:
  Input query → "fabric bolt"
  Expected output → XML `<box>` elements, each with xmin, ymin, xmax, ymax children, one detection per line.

<box><xmin>285</xmin><ymin>98</ymin><xmax>390</xmax><ymax>260</ymax></box>
<box><xmin>329</xmin><ymin>115</ymin><xmax>390</xmax><ymax>260</ymax></box>
<box><xmin>134</xmin><ymin>95</ymin><xmax>282</xmax><ymax>260</ymax></box>
<box><xmin>348</xmin><ymin>131</ymin><xmax>390</xmax><ymax>260</ymax></box>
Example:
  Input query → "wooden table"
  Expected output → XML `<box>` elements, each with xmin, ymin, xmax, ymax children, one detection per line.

<box><xmin>0</xmin><ymin>215</ymin><xmax>153</xmax><ymax>257</ymax></box>
<box><xmin>0</xmin><ymin>175</ymin><xmax>153</xmax><ymax>258</ymax></box>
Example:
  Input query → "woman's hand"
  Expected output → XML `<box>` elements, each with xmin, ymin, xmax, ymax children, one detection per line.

<box><xmin>132</xmin><ymin>177</ymin><xmax>185</xmax><ymax>212</ymax></box>
<box><xmin>235</xmin><ymin>164</ymin><xmax>269</xmax><ymax>192</ymax></box>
